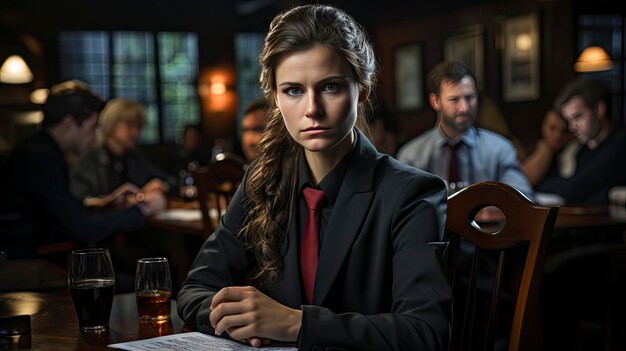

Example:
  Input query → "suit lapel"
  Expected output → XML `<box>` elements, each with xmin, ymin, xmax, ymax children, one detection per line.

<box><xmin>313</xmin><ymin>130</ymin><xmax>378</xmax><ymax>305</ymax></box>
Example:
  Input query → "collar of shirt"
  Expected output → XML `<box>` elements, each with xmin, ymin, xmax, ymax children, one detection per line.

<box><xmin>435</xmin><ymin>125</ymin><xmax>479</xmax><ymax>149</ymax></box>
<box><xmin>297</xmin><ymin>130</ymin><xmax>359</xmax><ymax>206</ymax></box>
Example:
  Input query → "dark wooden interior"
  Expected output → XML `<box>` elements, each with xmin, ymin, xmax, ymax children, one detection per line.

<box><xmin>1</xmin><ymin>0</ymin><xmax>623</xmax><ymax>163</ymax></box>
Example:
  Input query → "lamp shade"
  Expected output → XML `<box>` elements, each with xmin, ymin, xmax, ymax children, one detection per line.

<box><xmin>574</xmin><ymin>46</ymin><xmax>613</xmax><ymax>72</ymax></box>
<box><xmin>0</xmin><ymin>55</ymin><xmax>34</xmax><ymax>84</ymax></box>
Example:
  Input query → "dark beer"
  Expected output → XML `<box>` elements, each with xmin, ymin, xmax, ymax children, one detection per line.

<box><xmin>136</xmin><ymin>289</ymin><xmax>172</xmax><ymax>321</ymax></box>
<box><xmin>69</xmin><ymin>279</ymin><xmax>115</xmax><ymax>331</ymax></box>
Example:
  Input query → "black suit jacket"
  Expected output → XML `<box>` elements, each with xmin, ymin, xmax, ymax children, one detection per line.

<box><xmin>70</xmin><ymin>146</ymin><xmax>176</xmax><ymax>201</ymax></box>
<box><xmin>177</xmin><ymin>131</ymin><xmax>451</xmax><ymax>351</ymax></box>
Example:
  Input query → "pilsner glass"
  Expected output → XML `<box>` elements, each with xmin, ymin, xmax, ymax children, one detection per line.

<box><xmin>135</xmin><ymin>257</ymin><xmax>172</xmax><ymax>322</ymax></box>
<box><xmin>68</xmin><ymin>248</ymin><xmax>115</xmax><ymax>332</ymax></box>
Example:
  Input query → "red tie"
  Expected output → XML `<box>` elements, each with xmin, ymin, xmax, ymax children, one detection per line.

<box><xmin>301</xmin><ymin>186</ymin><xmax>325</xmax><ymax>304</ymax></box>
<box><xmin>446</xmin><ymin>143</ymin><xmax>460</xmax><ymax>184</ymax></box>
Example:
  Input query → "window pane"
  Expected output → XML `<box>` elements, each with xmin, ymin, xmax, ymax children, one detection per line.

<box><xmin>158</xmin><ymin>32</ymin><xmax>200</xmax><ymax>143</ymax></box>
<box><xmin>59</xmin><ymin>31</ymin><xmax>110</xmax><ymax>99</ymax></box>
<box><xmin>112</xmin><ymin>31</ymin><xmax>159</xmax><ymax>144</ymax></box>
<box><xmin>59</xmin><ymin>30</ymin><xmax>200</xmax><ymax>144</ymax></box>
<box><xmin>234</xmin><ymin>32</ymin><xmax>265</xmax><ymax>137</ymax></box>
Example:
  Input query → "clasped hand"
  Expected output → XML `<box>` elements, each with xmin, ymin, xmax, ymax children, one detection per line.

<box><xmin>210</xmin><ymin>286</ymin><xmax>302</xmax><ymax>348</ymax></box>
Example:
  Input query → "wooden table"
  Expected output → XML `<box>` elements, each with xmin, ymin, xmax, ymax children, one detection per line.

<box><xmin>147</xmin><ymin>198</ymin><xmax>204</xmax><ymax>237</ymax></box>
<box><xmin>554</xmin><ymin>204</ymin><xmax>626</xmax><ymax>230</ymax></box>
<box><xmin>0</xmin><ymin>291</ymin><xmax>185</xmax><ymax>350</ymax></box>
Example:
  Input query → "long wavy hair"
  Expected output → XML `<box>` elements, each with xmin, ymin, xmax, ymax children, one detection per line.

<box><xmin>239</xmin><ymin>4</ymin><xmax>378</xmax><ymax>284</ymax></box>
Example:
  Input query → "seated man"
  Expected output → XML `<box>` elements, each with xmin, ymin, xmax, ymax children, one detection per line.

<box><xmin>239</xmin><ymin>98</ymin><xmax>268</xmax><ymax>162</ymax></box>
<box><xmin>2</xmin><ymin>81</ymin><xmax>165</xmax><ymax>260</ymax></box>
<box><xmin>397</xmin><ymin>60</ymin><xmax>529</xmax><ymax>349</ymax></box>
<box><xmin>172</xmin><ymin>124</ymin><xmax>209</xmax><ymax>174</ymax></box>
<box><xmin>397</xmin><ymin>60</ymin><xmax>533</xmax><ymax>198</ymax></box>
<box><xmin>535</xmin><ymin>77</ymin><xmax>626</xmax><ymax>205</ymax></box>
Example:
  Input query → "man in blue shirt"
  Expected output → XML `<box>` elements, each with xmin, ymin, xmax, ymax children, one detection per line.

<box><xmin>397</xmin><ymin>60</ymin><xmax>533</xmax><ymax>198</ymax></box>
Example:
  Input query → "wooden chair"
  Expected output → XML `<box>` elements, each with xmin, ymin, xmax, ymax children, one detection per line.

<box><xmin>193</xmin><ymin>152</ymin><xmax>246</xmax><ymax>237</ymax></box>
<box><xmin>445</xmin><ymin>181</ymin><xmax>559</xmax><ymax>351</ymax></box>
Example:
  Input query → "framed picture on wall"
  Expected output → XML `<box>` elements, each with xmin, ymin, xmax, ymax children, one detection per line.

<box><xmin>444</xmin><ymin>25</ymin><xmax>484</xmax><ymax>90</ymax></box>
<box><xmin>394</xmin><ymin>43</ymin><xmax>423</xmax><ymax>111</ymax></box>
<box><xmin>501</xmin><ymin>13</ymin><xmax>540</xmax><ymax>102</ymax></box>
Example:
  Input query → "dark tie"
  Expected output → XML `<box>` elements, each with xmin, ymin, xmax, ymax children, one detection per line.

<box><xmin>446</xmin><ymin>143</ymin><xmax>461</xmax><ymax>184</ymax></box>
<box><xmin>301</xmin><ymin>186</ymin><xmax>325</xmax><ymax>304</ymax></box>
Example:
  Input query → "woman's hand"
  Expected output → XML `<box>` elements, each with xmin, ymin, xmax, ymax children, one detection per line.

<box><xmin>209</xmin><ymin>286</ymin><xmax>302</xmax><ymax>347</ymax></box>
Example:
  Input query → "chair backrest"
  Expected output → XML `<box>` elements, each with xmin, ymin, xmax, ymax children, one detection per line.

<box><xmin>193</xmin><ymin>152</ymin><xmax>246</xmax><ymax>237</ymax></box>
<box><xmin>445</xmin><ymin>181</ymin><xmax>559</xmax><ymax>351</ymax></box>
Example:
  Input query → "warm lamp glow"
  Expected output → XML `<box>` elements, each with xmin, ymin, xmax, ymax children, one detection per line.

<box><xmin>574</xmin><ymin>46</ymin><xmax>613</xmax><ymax>72</ymax></box>
<box><xmin>0</xmin><ymin>55</ymin><xmax>33</xmax><ymax>84</ymax></box>
<box><xmin>210</xmin><ymin>82</ymin><xmax>227</xmax><ymax>95</ymax></box>
<box><xmin>30</xmin><ymin>88</ymin><xmax>49</xmax><ymax>104</ymax></box>
<box><xmin>515</xmin><ymin>34</ymin><xmax>533</xmax><ymax>51</ymax></box>
<box><xmin>198</xmin><ymin>67</ymin><xmax>236</xmax><ymax>113</ymax></box>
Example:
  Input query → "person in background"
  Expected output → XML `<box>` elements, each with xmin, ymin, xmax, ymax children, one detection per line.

<box><xmin>240</xmin><ymin>98</ymin><xmax>268</xmax><ymax>162</ymax></box>
<box><xmin>396</xmin><ymin>60</ymin><xmax>533</xmax><ymax>198</ymax></box>
<box><xmin>173</xmin><ymin>124</ymin><xmax>209</xmax><ymax>173</ymax></box>
<box><xmin>168</xmin><ymin>124</ymin><xmax>209</xmax><ymax>200</ymax></box>
<box><xmin>177</xmin><ymin>4</ymin><xmax>450</xmax><ymax>350</ymax></box>
<box><xmin>521</xmin><ymin>109</ymin><xmax>575</xmax><ymax>187</ymax></box>
<box><xmin>368</xmin><ymin>102</ymin><xmax>398</xmax><ymax>156</ymax></box>
<box><xmin>2</xmin><ymin>80</ymin><xmax>165</xmax><ymax>260</ymax></box>
<box><xmin>535</xmin><ymin>77</ymin><xmax>626</xmax><ymax>204</ymax></box>
<box><xmin>70</xmin><ymin>98</ymin><xmax>176</xmax><ymax>206</ymax></box>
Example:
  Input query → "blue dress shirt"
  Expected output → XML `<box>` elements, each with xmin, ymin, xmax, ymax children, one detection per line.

<box><xmin>397</xmin><ymin>126</ymin><xmax>534</xmax><ymax>199</ymax></box>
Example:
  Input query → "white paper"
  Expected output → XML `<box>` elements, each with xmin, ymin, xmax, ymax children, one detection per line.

<box><xmin>154</xmin><ymin>209</ymin><xmax>203</xmax><ymax>221</ymax></box>
<box><xmin>107</xmin><ymin>332</ymin><xmax>297</xmax><ymax>351</ymax></box>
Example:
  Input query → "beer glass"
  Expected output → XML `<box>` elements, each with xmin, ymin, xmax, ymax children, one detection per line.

<box><xmin>68</xmin><ymin>248</ymin><xmax>116</xmax><ymax>332</ymax></box>
<box><xmin>135</xmin><ymin>257</ymin><xmax>172</xmax><ymax>321</ymax></box>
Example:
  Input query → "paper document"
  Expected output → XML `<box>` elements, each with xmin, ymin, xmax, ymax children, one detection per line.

<box><xmin>108</xmin><ymin>332</ymin><xmax>297</xmax><ymax>351</ymax></box>
<box><xmin>154</xmin><ymin>209</ymin><xmax>202</xmax><ymax>221</ymax></box>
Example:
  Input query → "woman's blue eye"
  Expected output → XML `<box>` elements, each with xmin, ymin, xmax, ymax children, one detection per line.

<box><xmin>324</xmin><ymin>83</ymin><xmax>340</xmax><ymax>93</ymax></box>
<box><xmin>283</xmin><ymin>87</ymin><xmax>302</xmax><ymax>96</ymax></box>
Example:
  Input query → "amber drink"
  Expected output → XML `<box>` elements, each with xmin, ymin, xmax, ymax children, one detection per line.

<box><xmin>136</xmin><ymin>289</ymin><xmax>172</xmax><ymax>321</ymax></box>
<box><xmin>135</xmin><ymin>257</ymin><xmax>172</xmax><ymax>322</ymax></box>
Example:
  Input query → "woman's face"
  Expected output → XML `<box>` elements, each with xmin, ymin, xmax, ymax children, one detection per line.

<box><xmin>110</xmin><ymin>119</ymin><xmax>142</xmax><ymax>151</ymax></box>
<box><xmin>274</xmin><ymin>44</ymin><xmax>360</xmax><ymax>156</ymax></box>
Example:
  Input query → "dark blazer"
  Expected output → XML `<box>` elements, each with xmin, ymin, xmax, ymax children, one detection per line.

<box><xmin>177</xmin><ymin>131</ymin><xmax>451</xmax><ymax>351</ymax></box>
<box><xmin>70</xmin><ymin>146</ymin><xmax>176</xmax><ymax>201</ymax></box>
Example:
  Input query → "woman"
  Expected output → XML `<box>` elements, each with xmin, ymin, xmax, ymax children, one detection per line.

<box><xmin>70</xmin><ymin>98</ymin><xmax>174</xmax><ymax>207</ymax></box>
<box><xmin>177</xmin><ymin>5</ymin><xmax>450</xmax><ymax>350</ymax></box>
<box><xmin>521</xmin><ymin>109</ymin><xmax>574</xmax><ymax>187</ymax></box>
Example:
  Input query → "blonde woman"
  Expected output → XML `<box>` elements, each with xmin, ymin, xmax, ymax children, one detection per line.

<box><xmin>70</xmin><ymin>98</ymin><xmax>173</xmax><ymax>208</ymax></box>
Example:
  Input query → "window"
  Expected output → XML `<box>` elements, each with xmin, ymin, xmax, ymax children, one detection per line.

<box><xmin>234</xmin><ymin>32</ymin><xmax>264</xmax><ymax>137</ymax></box>
<box><xmin>59</xmin><ymin>31</ymin><xmax>199</xmax><ymax>144</ymax></box>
